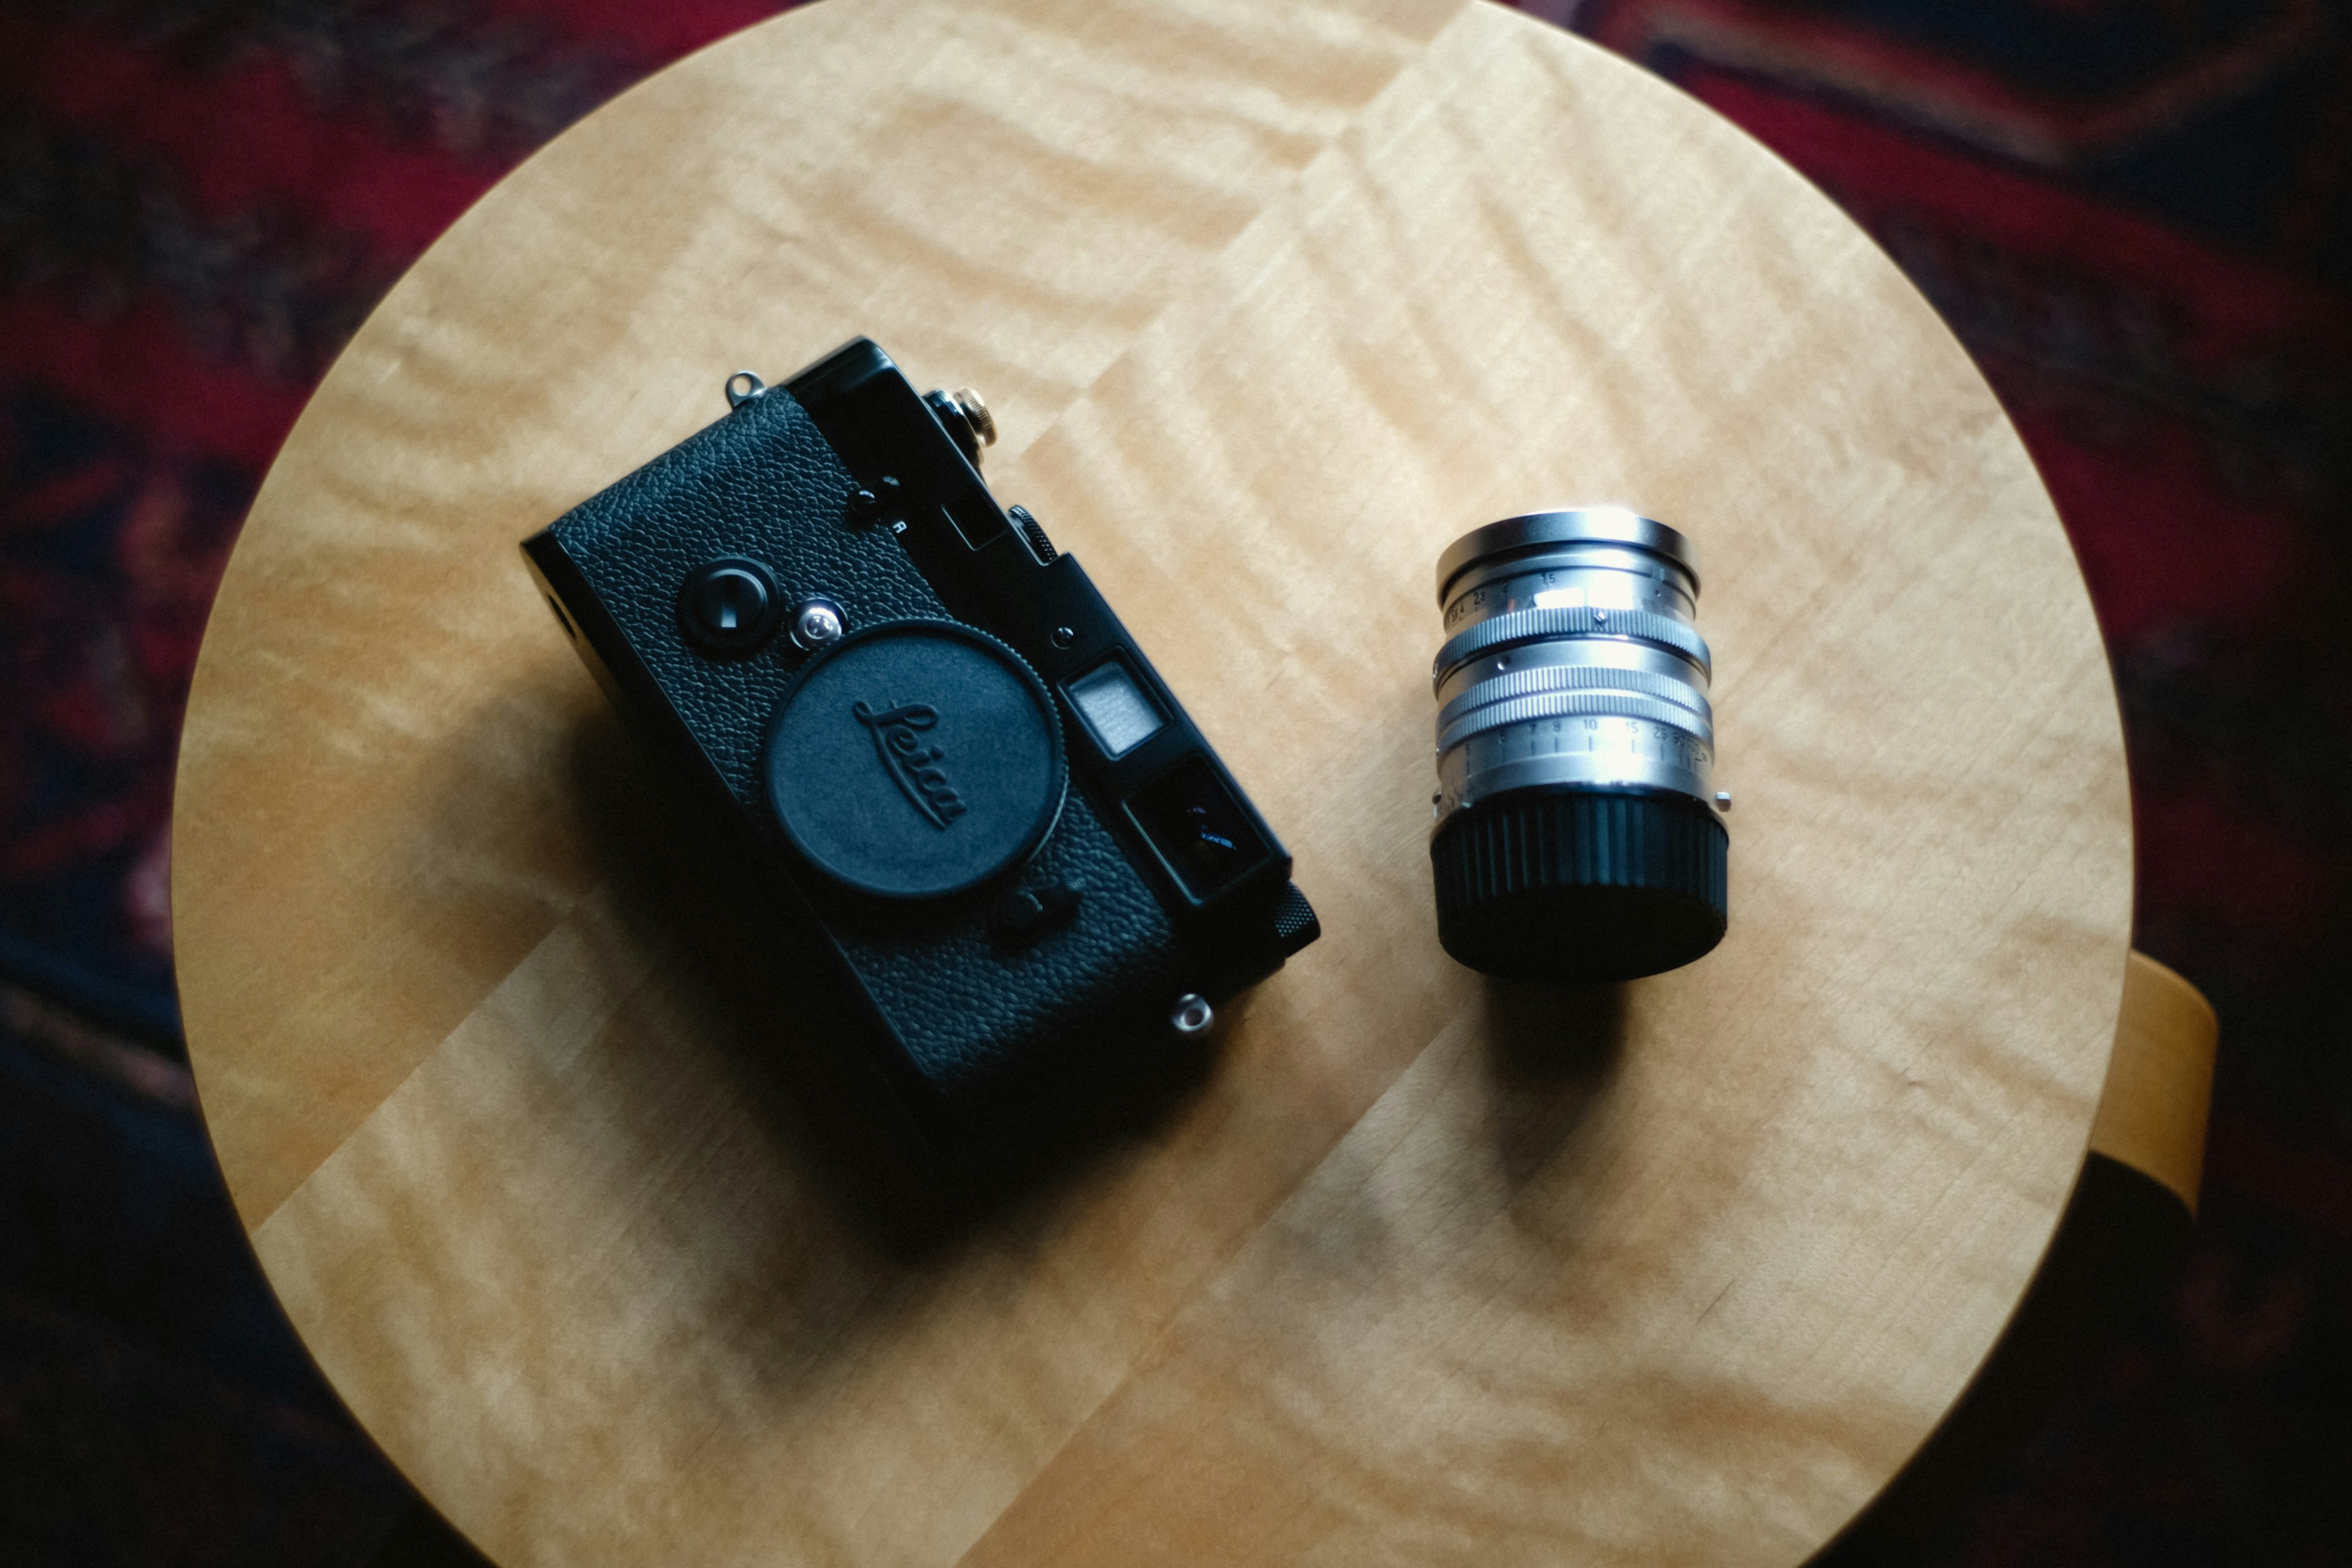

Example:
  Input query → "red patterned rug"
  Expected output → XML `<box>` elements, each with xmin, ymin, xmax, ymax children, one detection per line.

<box><xmin>4</xmin><ymin>1</ymin><xmax>2348</xmax><ymax>1561</ymax></box>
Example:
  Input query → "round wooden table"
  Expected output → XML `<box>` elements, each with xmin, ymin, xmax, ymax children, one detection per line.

<box><xmin>172</xmin><ymin>0</ymin><xmax>2135</xmax><ymax>1562</ymax></box>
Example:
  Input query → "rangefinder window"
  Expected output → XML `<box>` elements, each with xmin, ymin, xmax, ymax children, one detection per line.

<box><xmin>1128</xmin><ymin>755</ymin><xmax>1272</xmax><ymax>902</ymax></box>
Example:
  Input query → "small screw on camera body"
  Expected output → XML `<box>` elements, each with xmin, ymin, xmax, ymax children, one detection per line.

<box><xmin>788</xmin><ymin>597</ymin><xmax>845</xmax><ymax>651</ymax></box>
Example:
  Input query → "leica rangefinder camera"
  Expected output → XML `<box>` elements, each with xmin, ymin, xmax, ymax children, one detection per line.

<box><xmin>522</xmin><ymin>339</ymin><xmax>1318</xmax><ymax>1138</ymax></box>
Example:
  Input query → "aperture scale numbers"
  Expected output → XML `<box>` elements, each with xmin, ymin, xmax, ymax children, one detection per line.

<box><xmin>1466</xmin><ymin>713</ymin><xmax>1710</xmax><ymax>774</ymax></box>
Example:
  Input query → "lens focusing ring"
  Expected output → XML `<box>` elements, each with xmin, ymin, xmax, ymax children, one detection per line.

<box><xmin>1435</xmin><ymin>661</ymin><xmax>1713</xmax><ymax>738</ymax></box>
<box><xmin>1437</xmin><ymin>687</ymin><xmax>1712</xmax><ymax>758</ymax></box>
<box><xmin>1433</xmin><ymin>604</ymin><xmax>1711</xmax><ymax>684</ymax></box>
<box><xmin>1427</xmin><ymin>508</ymin><xmax>1727</xmax><ymax>981</ymax></box>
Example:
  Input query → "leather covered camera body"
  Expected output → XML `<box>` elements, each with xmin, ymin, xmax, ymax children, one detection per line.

<box><xmin>523</xmin><ymin>339</ymin><xmax>1317</xmax><ymax>1139</ymax></box>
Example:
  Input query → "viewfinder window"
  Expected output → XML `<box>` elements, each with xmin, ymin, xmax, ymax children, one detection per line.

<box><xmin>1066</xmin><ymin>656</ymin><xmax>1166</xmax><ymax>758</ymax></box>
<box><xmin>941</xmin><ymin>491</ymin><xmax>1007</xmax><ymax>549</ymax></box>
<box><xmin>1127</xmin><ymin>755</ymin><xmax>1271</xmax><ymax>902</ymax></box>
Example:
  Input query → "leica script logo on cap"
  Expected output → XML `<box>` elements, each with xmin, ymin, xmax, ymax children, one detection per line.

<box><xmin>853</xmin><ymin>700</ymin><xmax>967</xmax><ymax>828</ymax></box>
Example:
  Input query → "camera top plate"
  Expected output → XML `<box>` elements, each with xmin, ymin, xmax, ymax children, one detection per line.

<box><xmin>761</xmin><ymin>618</ymin><xmax>1066</xmax><ymax>901</ymax></box>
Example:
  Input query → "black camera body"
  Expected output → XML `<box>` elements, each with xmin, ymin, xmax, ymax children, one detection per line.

<box><xmin>522</xmin><ymin>339</ymin><xmax>1317</xmax><ymax>1138</ymax></box>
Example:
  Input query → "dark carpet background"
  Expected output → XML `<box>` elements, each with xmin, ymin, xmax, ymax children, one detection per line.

<box><xmin>3</xmin><ymin>0</ymin><xmax>2348</xmax><ymax>1562</ymax></box>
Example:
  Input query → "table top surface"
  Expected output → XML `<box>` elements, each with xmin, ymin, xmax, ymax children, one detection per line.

<box><xmin>171</xmin><ymin>0</ymin><xmax>2135</xmax><ymax>1562</ymax></box>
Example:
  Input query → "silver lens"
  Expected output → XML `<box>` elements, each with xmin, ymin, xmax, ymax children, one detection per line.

<box><xmin>1431</xmin><ymin>508</ymin><xmax>1714</xmax><ymax>819</ymax></box>
<box><xmin>1425</xmin><ymin>508</ymin><xmax>1728</xmax><ymax>982</ymax></box>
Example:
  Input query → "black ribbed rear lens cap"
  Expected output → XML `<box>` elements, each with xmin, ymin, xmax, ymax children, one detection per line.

<box><xmin>763</xmin><ymin>619</ymin><xmax>1064</xmax><ymax>901</ymax></box>
<box><xmin>1431</xmin><ymin>788</ymin><xmax>1727</xmax><ymax>981</ymax></box>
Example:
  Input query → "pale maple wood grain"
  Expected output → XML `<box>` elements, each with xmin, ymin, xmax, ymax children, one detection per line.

<box><xmin>172</xmin><ymin>1</ymin><xmax>2136</xmax><ymax>1564</ymax></box>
